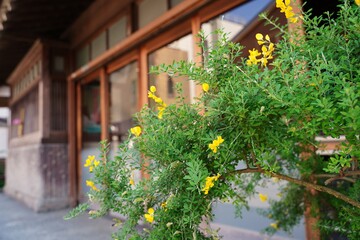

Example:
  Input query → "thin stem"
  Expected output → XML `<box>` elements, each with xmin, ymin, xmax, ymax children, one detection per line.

<box><xmin>229</xmin><ymin>168</ymin><xmax>360</xmax><ymax>209</ymax></box>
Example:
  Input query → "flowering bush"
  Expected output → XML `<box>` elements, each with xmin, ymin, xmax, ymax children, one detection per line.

<box><xmin>65</xmin><ymin>1</ymin><xmax>360</xmax><ymax>239</ymax></box>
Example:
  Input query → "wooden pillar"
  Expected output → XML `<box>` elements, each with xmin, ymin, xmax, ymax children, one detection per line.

<box><xmin>138</xmin><ymin>46</ymin><xmax>150</xmax><ymax>179</ymax></box>
<box><xmin>138</xmin><ymin>46</ymin><xmax>148</xmax><ymax>110</ymax></box>
<box><xmin>191</xmin><ymin>14</ymin><xmax>203</xmax><ymax>100</ymax></box>
<box><xmin>288</xmin><ymin>1</ymin><xmax>320</xmax><ymax>239</ymax></box>
<box><xmin>100</xmin><ymin>67</ymin><xmax>109</xmax><ymax>141</ymax></box>
<box><xmin>67</xmin><ymin>79</ymin><xmax>77</xmax><ymax>207</ymax></box>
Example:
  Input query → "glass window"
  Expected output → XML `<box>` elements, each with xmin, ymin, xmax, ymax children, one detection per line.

<box><xmin>201</xmin><ymin>0</ymin><xmax>272</xmax><ymax>46</ymax></box>
<box><xmin>91</xmin><ymin>32</ymin><xmax>107</xmax><ymax>60</ymax></box>
<box><xmin>138</xmin><ymin>0</ymin><xmax>167</xmax><ymax>28</ymax></box>
<box><xmin>170</xmin><ymin>0</ymin><xmax>183</xmax><ymax>8</ymax></box>
<box><xmin>109</xmin><ymin>16</ymin><xmax>127</xmax><ymax>48</ymax></box>
<box><xmin>75</xmin><ymin>45</ymin><xmax>89</xmax><ymax>69</ymax></box>
<box><xmin>109</xmin><ymin>61</ymin><xmax>138</xmax><ymax>143</ymax></box>
<box><xmin>81</xmin><ymin>81</ymin><xmax>101</xmax><ymax>140</ymax></box>
<box><xmin>148</xmin><ymin>34</ymin><xmax>193</xmax><ymax>106</ymax></box>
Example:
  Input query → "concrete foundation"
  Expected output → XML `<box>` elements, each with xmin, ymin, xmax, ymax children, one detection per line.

<box><xmin>4</xmin><ymin>143</ymin><xmax>69</xmax><ymax>212</ymax></box>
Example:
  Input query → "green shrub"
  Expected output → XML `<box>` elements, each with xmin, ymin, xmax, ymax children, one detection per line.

<box><xmin>66</xmin><ymin>1</ymin><xmax>360</xmax><ymax>239</ymax></box>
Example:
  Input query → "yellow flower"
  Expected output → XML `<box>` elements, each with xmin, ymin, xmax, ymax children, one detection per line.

<box><xmin>161</xmin><ymin>202</ymin><xmax>167</xmax><ymax>211</ymax></box>
<box><xmin>148</xmin><ymin>89</ymin><xmax>167</xmax><ymax>119</ymax></box>
<box><xmin>144</xmin><ymin>208</ymin><xmax>155</xmax><ymax>223</ymax></box>
<box><xmin>86</xmin><ymin>180</ymin><xmax>99</xmax><ymax>191</ymax></box>
<box><xmin>84</xmin><ymin>155</ymin><xmax>95</xmax><ymax>167</ymax></box>
<box><xmin>356</xmin><ymin>0</ymin><xmax>360</xmax><ymax>6</ymax></box>
<box><xmin>259</xmin><ymin>193</ymin><xmax>268</xmax><ymax>202</ymax></box>
<box><xmin>84</xmin><ymin>155</ymin><xmax>99</xmax><ymax>173</ymax></box>
<box><xmin>150</xmin><ymin>85</ymin><xmax>157</xmax><ymax>93</ymax></box>
<box><xmin>202</xmin><ymin>173</ymin><xmax>221</xmax><ymax>195</ymax></box>
<box><xmin>130</xmin><ymin>126</ymin><xmax>142</xmax><ymax>137</ymax></box>
<box><xmin>208</xmin><ymin>136</ymin><xmax>224</xmax><ymax>153</ymax></box>
<box><xmin>129</xmin><ymin>172</ymin><xmax>135</xmax><ymax>185</ymax></box>
<box><xmin>202</xmin><ymin>83</ymin><xmax>209</xmax><ymax>92</ymax></box>
<box><xmin>271</xmin><ymin>177</ymin><xmax>279</xmax><ymax>183</ymax></box>
<box><xmin>246</xmin><ymin>48</ymin><xmax>261</xmax><ymax>66</ymax></box>
<box><xmin>276</xmin><ymin>0</ymin><xmax>298</xmax><ymax>23</ymax></box>
<box><xmin>270</xmin><ymin>222</ymin><xmax>279</xmax><ymax>230</ymax></box>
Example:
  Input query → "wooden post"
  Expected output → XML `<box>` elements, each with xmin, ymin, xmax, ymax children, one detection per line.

<box><xmin>288</xmin><ymin>1</ymin><xmax>321</xmax><ymax>239</ymax></box>
<box><xmin>67</xmin><ymin>79</ymin><xmax>77</xmax><ymax>207</ymax></box>
<box><xmin>138</xmin><ymin>46</ymin><xmax>150</xmax><ymax>180</ymax></box>
<box><xmin>100</xmin><ymin>67</ymin><xmax>109</xmax><ymax>141</ymax></box>
<box><xmin>191</xmin><ymin>14</ymin><xmax>203</xmax><ymax>101</ymax></box>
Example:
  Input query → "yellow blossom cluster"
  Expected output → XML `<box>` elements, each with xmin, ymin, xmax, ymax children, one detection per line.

<box><xmin>270</xmin><ymin>222</ymin><xmax>279</xmax><ymax>230</ymax></box>
<box><xmin>202</xmin><ymin>173</ymin><xmax>221</xmax><ymax>195</ymax></box>
<box><xmin>86</xmin><ymin>180</ymin><xmax>99</xmax><ymax>191</ymax></box>
<box><xmin>208</xmin><ymin>136</ymin><xmax>224</xmax><ymax>153</ymax></box>
<box><xmin>144</xmin><ymin>208</ymin><xmax>155</xmax><ymax>223</ymax></box>
<box><xmin>84</xmin><ymin>155</ymin><xmax>100</xmax><ymax>172</ymax></box>
<box><xmin>130</xmin><ymin>126</ymin><xmax>142</xmax><ymax>137</ymax></box>
<box><xmin>202</xmin><ymin>83</ymin><xmax>209</xmax><ymax>92</ymax></box>
<box><xmin>148</xmin><ymin>86</ymin><xmax>167</xmax><ymax>119</ymax></box>
<box><xmin>356</xmin><ymin>0</ymin><xmax>360</xmax><ymax>6</ymax></box>
<box><xmin>276</xmin><ymin>0</ymin><xmax>298</xmax><ymax>23</ymax></box>
<box><xmin>129</xmin><ymin>172</ymin><xmax>135</xmax><ymax>186</ymax></box>
<box><xmin>246</xmin><ymin>33</ymin><xmax>275</xmax><ymax>67</ymax></box>
<box><xmin>259</xmin><ymin>193</ymin><xmax>268</xmax><ymax>202</ymax></box>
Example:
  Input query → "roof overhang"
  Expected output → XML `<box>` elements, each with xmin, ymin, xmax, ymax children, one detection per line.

<box><xmin>0</xmin><ymin>0</ymin><xmax>94</xmax><ymax>86</ymax></box>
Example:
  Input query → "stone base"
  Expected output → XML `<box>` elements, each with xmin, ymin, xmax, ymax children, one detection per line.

<box><xmin>4</xmin><ymin>143</ymin><xmax>69</xmax><ymax>212</ymax></box>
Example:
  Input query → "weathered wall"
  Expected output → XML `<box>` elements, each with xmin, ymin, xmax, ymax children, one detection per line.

<box><xmin>4</xmin><ymin>143</ymin><xmax>69</xmax><ymax>212</ymax></box>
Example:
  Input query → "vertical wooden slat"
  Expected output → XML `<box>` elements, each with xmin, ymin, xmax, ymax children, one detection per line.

<box><xmin>75</xmin><ymin>83</ymin><xmax>83</xmax><ymax>202</ymax></box>
<box><xmin>138</xmin><ymin>46</ymin><xmax>149</xmax><ymax>180</ymax></box>
<box><xmin>191</xmin><ymin>14</ymin><xmax>203</xmax><ymax>100</ymax></box>
<box><xmin>138</xmin><ymin>46</ymin><xmax>148</xmax><ymax>110</ymax></box>
<box><xmin>67</xmin><ymin>79</ymin><xmax>77</xmax><ymax>207</ymax></box>
<box><xmin>100</xmin><ymin>67</ymin><xmax>109</xmax><ymax>141</ymax></box>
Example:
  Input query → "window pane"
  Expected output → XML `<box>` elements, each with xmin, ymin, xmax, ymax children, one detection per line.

<box><xmin>170</xmin><ymin>0</ymin><xmax>183</xmax><ymax>8</ymax></box>
<box><xmin>75</xmin><ymin>45</ymin><xmax>89</xmax><ymax>68</ymax></box>
<box><xmin>201</xmin><ymin>0</ymin><xmax>272</xmax><ymax>45</ymax></box>
<box><xmin>148</xmin><ymin>34</ymin><xmax>193</xmax><ymax>106</ymax></box>
<box><xmin>109</xmin><ymin>61</ymin><xmax>138</xmax><ymax>142</ymax></box>
<box><xmin>109</xmin><ymin>16</ymin><xmax>127</xmax><ymax>48</ymax></box>
<box><xmin>138</xmin><ymin>0</ymin><xmax>167</xmax><ymax>28</ymax></box>
<box><xmin>91</xmin><ymin>32</ymin><xmax>106</xmax><ymax>60</ymax></box>
<box><xmin>82</xmin><ymin>81</ymin><xmax>101</xmax><ymax>141</ymax></box>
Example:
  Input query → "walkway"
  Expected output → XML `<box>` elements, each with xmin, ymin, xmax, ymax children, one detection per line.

<box><xmin>0</xmin><ymin>193</ymin><xmax>300</xmax><ymax>240</ymax></box>
<box><xmin>0</xmin><ymin>193</ymin><xmax>114</xmax><ymax>240</ymax></box>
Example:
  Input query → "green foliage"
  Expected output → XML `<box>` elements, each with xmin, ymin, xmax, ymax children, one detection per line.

<box><xmin>64</xmin><ymin>203</ymin><xmax>90</xmax><ymax>220</ymax></box>
<box><xmin>69</xmin><ymin>1</ymin><xmax>360</xmax><ymax>239</ymax></box>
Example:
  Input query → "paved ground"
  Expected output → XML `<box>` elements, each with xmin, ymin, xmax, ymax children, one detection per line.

<box><xmin>0</xmin><ymin>193</ymin><xmax>299</xmax><ymax>240</ymax></box>
<box><xmin>0</xmin><ymin>193</ymin><xmax>115</xmax><ymax>240</ymax></box>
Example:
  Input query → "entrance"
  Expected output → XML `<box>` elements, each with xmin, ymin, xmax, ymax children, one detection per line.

<box><xmin>76</xmin><ymin>71</ymin><xmax>103</xmax><ymax>202</ymax></box>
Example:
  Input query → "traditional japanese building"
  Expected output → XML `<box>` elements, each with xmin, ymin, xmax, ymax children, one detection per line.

<box><xmin>0</xmin><ymin>0</ymin><xmax>342</xmax><ymax>238</ymax></box>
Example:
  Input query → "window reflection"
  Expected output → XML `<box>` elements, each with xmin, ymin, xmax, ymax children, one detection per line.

<box><xmin>109</xmin><ymin>61</ymin><xmax>138</xmax><ymax>143</ymax></box>
<box><xmin>148</xmin><ymin>34</ymin><xmax>194</xmax><ymax>106</ymax></box>
<box><xmin>82</xmin><ymin>81</ymin><xmax>101</xmax><ymax>142</ymax></box>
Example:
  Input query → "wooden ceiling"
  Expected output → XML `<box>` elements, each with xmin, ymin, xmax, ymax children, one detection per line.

<box><xmin>0</xmin><ymin>0</ymin><xmax>95</xmax><ymax>85</ymax></box>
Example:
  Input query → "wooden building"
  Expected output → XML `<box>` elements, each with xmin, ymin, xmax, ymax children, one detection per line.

<box><xmin>0</xmin><ymin>3</ymin><xmax>343</xmax><ymax>239</ymax></box>
<box><xmin>0</xmin><ymin>0</ymin><xmax>286</xmax><ymax>212</ymax></box>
